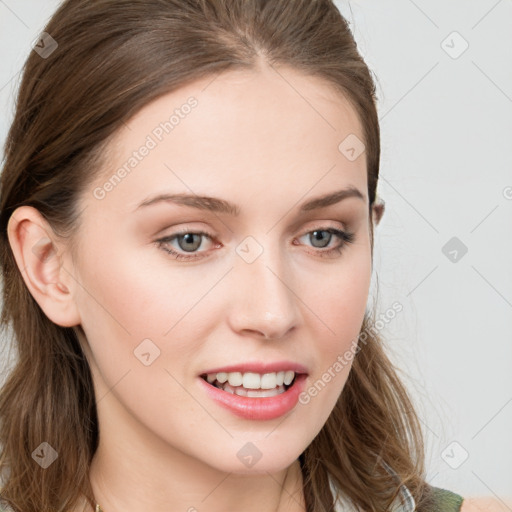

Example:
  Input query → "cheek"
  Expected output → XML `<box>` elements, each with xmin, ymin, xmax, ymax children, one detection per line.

<box><xmin>301</xmin><ymin>247</ymin><xmax>371</xmax><ymax>408</ymax></box>
<box><xmin>73</xmin><ymin>247</ymin><xmax>220</xmax><ymax>427</ymax></box>
<box><xmin>73</xmin><ymin>237</ymin><xmax>233</xmax><ymax>388</ymax></box>
<box><xmin>311</xmin><ymin>247</ymin><xmax>372</xmax><ymax>347</ymax></box>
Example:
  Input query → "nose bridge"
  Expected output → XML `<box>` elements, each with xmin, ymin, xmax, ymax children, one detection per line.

<box><xmin>229</xmin><ymin>235</ymin><xmax>299</xmax><ymax>338</ymax></box>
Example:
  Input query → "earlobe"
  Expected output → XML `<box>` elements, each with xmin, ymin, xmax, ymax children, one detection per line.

<box><xmin>6</xmin><ymin>206</ymin><xmax>81</xmax><ymax>327</ymax></box>
<box><xmin>372</xmin><ymin>199</ymin><xmax>385</xmax><ymax>226</ymax></box>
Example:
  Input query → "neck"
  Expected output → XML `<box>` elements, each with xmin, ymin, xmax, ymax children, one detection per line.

<box><xmin>89</xmin><ymin>446</ymin><xmax>304</xmax><ymax>512</ymax></box>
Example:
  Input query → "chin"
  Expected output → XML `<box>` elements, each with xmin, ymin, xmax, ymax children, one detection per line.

<box><xmin>203</xmin><ymin>439</ymin><xmax>305</xmax><ymax>475</ymax></box>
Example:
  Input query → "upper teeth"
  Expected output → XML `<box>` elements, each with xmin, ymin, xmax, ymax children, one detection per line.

<box><xmin>205</xmin><ymin>371</ymin><xmax>296</xmax><ymax>389</ymax></box>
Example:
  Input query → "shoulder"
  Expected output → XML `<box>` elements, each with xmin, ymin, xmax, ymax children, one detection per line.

<box><xmin>460</xmin><ymin>497</ymin><xmax>512</xmax><ymax>512</ymax></box>
<box><xmin>426</xmin><ymin>488</ymin><xmax>512</xmax><ymax>512</ymax></box>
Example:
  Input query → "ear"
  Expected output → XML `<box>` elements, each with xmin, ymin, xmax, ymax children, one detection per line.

<box><xmin>6</xmin><ymin>206</ymin><xmax>82</xmax><ymax>327</ymax></box>
<box><xmin>371</xmin><ymin>198</ymin><xmax>385</xmax><ymax>226</ymax></box>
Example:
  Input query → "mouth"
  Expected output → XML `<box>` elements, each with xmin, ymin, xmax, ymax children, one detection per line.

<box><xmin>199</xmin><ymin>370</ymin><xmax>299</xmax><ymax>398</ymax></box>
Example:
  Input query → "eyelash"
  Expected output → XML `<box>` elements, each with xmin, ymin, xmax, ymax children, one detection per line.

<box><xmin>155</xmin><ymin>226</ymin><xmax>355</xmax><ymax>262</ymax></box>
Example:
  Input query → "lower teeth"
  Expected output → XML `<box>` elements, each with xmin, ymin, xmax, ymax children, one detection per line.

<box><xmin>211</xmin><ymin>380</ymin><xmax>288</xmax><ymax>397</ymax></box>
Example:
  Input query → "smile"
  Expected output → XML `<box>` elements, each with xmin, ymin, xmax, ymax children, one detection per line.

<box><xmin>200</xmin><ymin>370</ymin><xmax>296</xmax><ymax>397</ymax></box>
<box><xmin>198</xmin><ymin>369</ymin><xmax>308</xmax><ymax>420</ymax></box>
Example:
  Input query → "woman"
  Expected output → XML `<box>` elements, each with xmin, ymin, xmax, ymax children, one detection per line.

<box><xmin>0</xmin><ymin>1</ymin><xmax>496</xmax><ymax>511</ymax></box>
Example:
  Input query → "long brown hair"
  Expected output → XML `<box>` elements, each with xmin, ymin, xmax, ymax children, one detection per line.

<box><xmin>0</xmin><ymin>1</ymin><xmax>438</xmax><ymax>510</ymax></box>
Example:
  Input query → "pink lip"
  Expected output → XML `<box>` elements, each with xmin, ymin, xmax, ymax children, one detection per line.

<box><xmin>198</xmin><ymin>373</ymin><xmax>308</xmax><ymax>421</ymax></box>
<box><xmin>199</xmin><ymin>361</ymin><xmax>308</xmax><ymax>376</ymax></box>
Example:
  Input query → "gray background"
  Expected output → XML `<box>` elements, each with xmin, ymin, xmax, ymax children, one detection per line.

<box><xmin>0</xmin><ymin>0</ymin><xmax>511</xmax><ymax>501</ymax></box>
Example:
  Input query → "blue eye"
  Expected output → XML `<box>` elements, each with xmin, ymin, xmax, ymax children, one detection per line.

<box><xmin>297</xmin><ymin>228</ymin><xmax>355</xmax><ymax>258</ymax></box>
<box><xmin>155</xmin><ymin>227</ymin><xmax>355</xmax><ymax>261</ymax></box>
<box><xmin>156</xmin><ymin>229</ymin><xmax>214</xmax><ymax>261</ymax></box>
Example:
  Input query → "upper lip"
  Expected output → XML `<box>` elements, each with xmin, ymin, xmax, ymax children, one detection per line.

<box><xmin>199</xmin><ymin>361</ymin><xmax>308</xmax><ymax>376</ymax></box>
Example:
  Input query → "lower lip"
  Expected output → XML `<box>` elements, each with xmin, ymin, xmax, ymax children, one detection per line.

<box><xmin>198</xmin><ymin>374</ymin><xmax>308</xmax><ymax>421</ymax></box>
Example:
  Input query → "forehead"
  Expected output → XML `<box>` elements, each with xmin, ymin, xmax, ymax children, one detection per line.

<box><xmin>87</xmin><ymin>64</ymin><xmax>368</xmax><ymax>216</ymax></box>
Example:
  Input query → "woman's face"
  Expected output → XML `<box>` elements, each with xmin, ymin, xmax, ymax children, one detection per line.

<box><xmin>71</xmin><ymin>64</ymin><xmax>374</xmax><ymax>474</ymax></box>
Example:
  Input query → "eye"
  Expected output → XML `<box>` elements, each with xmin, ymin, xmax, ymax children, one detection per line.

<box><xmin>155</xmin><ymin>228</ymin><xmax>216</xmax><ymax>261</ymax></box>
<box><xmin>155</xmin><ymin>226</ymin><xmax>355</xmax><ymax>261</ymax></box>
<box><xmin>296</xmin><ymin>227</ymin><xmax>355</xmax><ymax>258</ymax></box>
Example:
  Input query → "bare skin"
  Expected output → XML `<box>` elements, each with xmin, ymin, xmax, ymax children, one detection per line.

<box><xmin>462</xmin><ymin>498</ymin><xmax>512</xmax><ymax>512</ymax></box>
<box><xmin>9</xmin><ymin>61</ymin><xmax>382</xmax><ymax>512</ymax></box>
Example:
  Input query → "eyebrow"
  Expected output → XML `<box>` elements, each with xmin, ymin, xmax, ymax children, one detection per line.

<box><xmin>134</xmin><ymin>186</ymin><xmax>365</xmax><ymax>215</ymax></box>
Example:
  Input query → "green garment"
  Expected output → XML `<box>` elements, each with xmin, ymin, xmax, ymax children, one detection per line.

<box><xmin>428</xmin><ymin>486</ymin><xmax>465</xmax><ymax>511</ymax></box>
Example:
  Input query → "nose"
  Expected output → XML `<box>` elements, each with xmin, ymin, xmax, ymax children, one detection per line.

<box><xmin>227</xmin><ymin>245</ymin><xmax>300</xmax><ymax>340</ymax></box>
